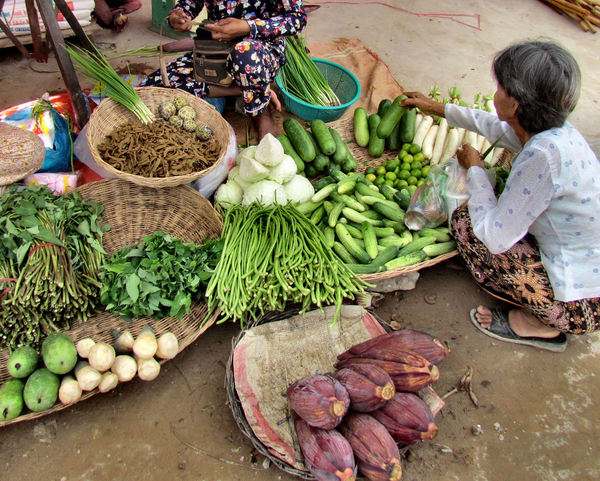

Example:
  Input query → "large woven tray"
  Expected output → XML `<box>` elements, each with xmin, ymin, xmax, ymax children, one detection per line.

<box><xmin>86</xmin><ymin>86</ymin><xmax>231</xmax><ymax>188</ymax></box>
<box><xmin>328</xmin><ymin>116</ymin><xmax>459</xmax><ymax>280</ymax></box>
<box><xmin>0</xmin><ymin>179</ymin><xmax>223</xmax><ymax>427</ymax></box>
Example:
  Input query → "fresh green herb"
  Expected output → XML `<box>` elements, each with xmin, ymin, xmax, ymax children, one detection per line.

<box><xmin>100</xmin><ymin>231</ymin><xmax>223</xmax><ymax>320</ymax></box>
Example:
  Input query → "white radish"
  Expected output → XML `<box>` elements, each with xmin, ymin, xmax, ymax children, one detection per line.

<box><xmin>440</xmin><ymin>128</ymin><xmax>462</xmax><ymax>163</ymax></box>
<box><xmin>88</xmin><ymin>342</ymin><xmax>116</xmax><ymax>372</ymax></box>
<box><xmin>414</xmin><ymin>112</ymin><xmax>424</xmax><ymax>133</ymax></box>
<box><xmin>480</xmin><ymin>137</ymin><xmax>492</xmax><ymax>156</ymax></box>
<box><xmin>489</xmin><ymin>147</ymin><xmax>505</xmax><ymax>166</ymax></box>
<box><xmin>430</xmin><ymin>118</ymin><xmax>448</xmax><ymax>165</ymax></box>
<box><xmin>137</xmin><ymin>358</ymin><xmax>161</xmax><ymax>381</ymax></box>
<box><xmin>59</xmin><ymin>375</ymin><xmax>82</xmax><ymax>405</ymax></box>
<box><xmin>475</xmin><ymin>134</ymin><xmax>486</xmax><ymax>152</ymax></box>
<box><xmin>463</xmin><ymin>130</ymin><xmax>478</xmax><ymax>149</ymax></box>
<box><xmin>133</xmin><ymin>326</ymin><xmax>158</xmax><ymax>360</ymax></box>
<box><xmin>421</xmin><ymin>124</ymin><xmax>439</xmax><ymax>161</ymax></box>
<box><xmin>75</xmin><ymin>361</ymin><xmax>102</xmax><ymax>392</ymax></box>
<box><xmin>111</xmin><ymin>329</ymin><xmax>134</xmax><ymax>354</ymax></box>
<box><xmin>412</xmin><ymin>115</ymin><xmax>434</xmax><ymax>148</ymax></box>
<box><xmin>76</xmin><ymin>338</ymin><xmax>95</xmax><ymax>358</ymax></box>
<box><xmin>98</xmin><ymin>372</ymin><xmax>119</xmax><ymax>393</ymax></box>
<box><xmin>156</xmin><ymin>332</ymin><xmax>179</xmax><ymax>360</ymax></box>
<box><xmin>111</xmin><ymin>355</ymin><xmax>138</xmax><ymax>382</ymax></box>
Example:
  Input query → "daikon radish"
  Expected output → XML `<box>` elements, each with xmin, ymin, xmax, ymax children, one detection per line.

<box><xmin>156</xmin><ymin>332</ymin><xmax>179</xmax><ymax>360</ymax></box>
<box><xmin>463</xmin><ymin>130</ymin><xmax>478</xmax><ymax>149</ymax></box>
<box><xmin>430</xmin><ymin>118</ymin><xmax>448</xmax><ymax>165</ymax></box>
<box><xmin>137</xmin><ymin>358</ymin><xmax>161</xmax><ymax>381</ymax></box>
<box><xmin>412</xmin><ymin>115</ymin><xmax>434</xmax><ymax>148</ymax></box>
<box><xmin>98</xmin><ymin>372</ymin><xmax>119</xmax><ymax>393</ymax></box>
<box><xmin>475</xmin><ymin>134</ymin><xmax>486</xmax><ymax>152</ymax></box>
<box><xmin>76</xmin><ymin>338</ymin><xmax>95</xmax><ymax>358</ymax></box>
<box><xmin>414</xmin><ymin>112</ymin><xmax>424</xmax><ymax>133</ymax></box>
<box><xmin>440</xmin><ymin>128</ymin><xmax>462</xmax><ymax>163</ymax></box>
<box><xmin>88</xmin><ymin>342</ymin><xmax>116</xmax><ymax>372</ymax></box>
<box><xmin>111</xmin><ymin>355</ymin><xmax>137</xmax><ymax>382</ymax></box>
<box><xmin>422</xmin><ymin>124</ymin><xmax>439</xmax><ymax>161</ymax></box>
<box><xmin>59</xmin><ymin>375</ymin><xmax>82</xmax><ymax>405</ymax></box>
<box><xmin>133</xmin><ymin>326</ymin><xmax>157</xmax><ymax>360</ymax></box>
<box><xmin>480</xmin><ymin>137</ymin><xmax>492</xmax><ymax>157</ymax></box>
<box><xmin>75</xmin><ymin>361</ymin><xmax>102</xmax><ymax>392</ymax></box>
<box><xmin>489</xmin><ymin>147</ymin><xmax>505</xmax><ymax>166</ymax></box>
<box><xmin>111</xmin><ymin>329</ymin><xmax>134</xmax><ymax>354</ymax></box>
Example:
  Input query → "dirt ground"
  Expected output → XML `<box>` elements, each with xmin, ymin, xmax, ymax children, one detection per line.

<box><xmin>1</xmin><ymin>1</ymin><xmax>600</xmax><ymax>481</ymax></box>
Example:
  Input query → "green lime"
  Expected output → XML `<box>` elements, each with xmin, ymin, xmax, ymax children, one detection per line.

<box><xmin>408</xmin><ymin>184</ymin><xmax>418</xmax><ymax>193</ymax></box>
<box><xmin>400</xmin><ymin>161</ymin><xmax>411</xmax><ymax>171</ymax></box>
<box><xmin>398</xmin><ymin>150</ymin><xmax>408</xmax><ymax>160</ymax></box>
<box><xmin>411</xmin><ymin>168</ymin><xmax>422</xmax><ymax>179</ymax></box>
<box><xmin>396</xmin><ymin>179</ymin><xmax>409</xmax><ymax>188</ymax></box>
<box><xmin>366</xmin><ymin>173</ymin><xmax>377</xmax><ymax>182</ymax></box>
<box><xmin>412</xmin><ymin>153</ymin><xmax>424</xmax><ymax>163</ymax></box>
<box><xmin>393</xmin><ymin>166</ymin><xmax>401</xmax><ymax>176</ymax></box>
<box><xmin>421</xmin><ymin>165</ymin><xmax>431</xmax><ymax>177</ymax></box>
<box><xmin>365</xmin><ymin>166</ymin><xmax>376</xmax><ymax>175</ymax></box>
<box><xmin>374</xmin><ymin>175</ymin><xmax>385</xmax><ymax>186</ymax></box>
<box><xmin>409</xmin><ymin>144</ymin><xmax>421</xmax><ymax>154</ymax></box>
<box><xmin>411</xmin><ymin>160</ymin><xmax>423</xmax><ymax>170</ymax></box>
<box><xmin>385</xmin><ymin>172</ymin><xmax>397</xmax><ymax>181</ymax></box>
<box><xmin>401</xmin><ymin>143</ymin><xmax>411</xmax><ymax>152</ymax></box>
<box><xmin>387</xmin><ymin>159</ymin><xmax>399</xmax><ymax>171</ymax></box>
<box><xmin>407</xmin><ymin>175</ymin><xmax>418</xmax><ymax>186</ymax></box>
<box><xmin>398</xmin><ymin>169</ymin><xmax>411</xmax><ymax>180</ymax></box>
<box><xmin>376</xmin><ymin>166</ymin><xmax>387</xmax><ymax>176</ymax></box>
<box><xmin>394</xmin><ymin>179</ymin><xmax>404</xmax><ymax>189</ymax></box>
<box><xmin>384</xmin><ymin>179</ymin><xmax>395</xmax><ymax>187</ymax></box>
<box><xmin>417</xmin><ymin>179</ymin><xmax>426</xmax><ymax>186</ymax></box>
<box><xmin>403</xmin><ymin>154</ymin><xmax>414</xmax><ymax>164</ymax></box>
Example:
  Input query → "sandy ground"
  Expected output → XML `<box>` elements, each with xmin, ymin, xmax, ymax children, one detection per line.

<box><xmin>1</xmin><ymin>1</ymin><xmax>600</xmax><ymax>481</ymax></box>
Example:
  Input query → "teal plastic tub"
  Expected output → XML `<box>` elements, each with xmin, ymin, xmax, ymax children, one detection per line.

<box><xmin>276</xmin><ymin>58</ymin><xmax>361</xmax><ymax>123</ymax></box>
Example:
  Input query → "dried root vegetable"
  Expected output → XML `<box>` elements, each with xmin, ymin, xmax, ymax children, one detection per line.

<box><xmin>97</xmin><ymin>120</ymin><xmax>220</xmax><ymax>177</ymax></box>
<box><xmin>539</xmin><ymin>0</ymin><xmax>600</xmax><ymax>32</ymax></box>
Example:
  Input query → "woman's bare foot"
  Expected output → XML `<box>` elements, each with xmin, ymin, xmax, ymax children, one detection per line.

<box><xmin>473</xmin><ymin>306</ymin><xmax>561</xmax><ymax>338</ymax></box>
<box><xmin>253</xmin><ymin>109</ymin><xmax>277</xmax><ymax>141</ymax></box>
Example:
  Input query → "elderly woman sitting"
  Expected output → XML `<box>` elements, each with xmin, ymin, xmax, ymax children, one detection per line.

<box><xmin>401</xmin><ymin>40</ymin><xmax>600</xmax><ymax>352</ymax></box>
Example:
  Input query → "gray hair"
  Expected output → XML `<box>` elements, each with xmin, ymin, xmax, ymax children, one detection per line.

<box><xmin>492</xmin><ymin>40</ymin><xmax>581</xmax><ymax>133</ymax></box>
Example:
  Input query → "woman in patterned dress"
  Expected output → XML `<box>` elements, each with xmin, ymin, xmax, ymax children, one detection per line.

<box><xmin>142</xmin><ymin>0</ymin><xmax>307</xmax><ymax>140</ymax></box>
<box><xmin>401</xmin><ymin>41</ymin><xmax>600</xmax><ymax>352</ymax></box>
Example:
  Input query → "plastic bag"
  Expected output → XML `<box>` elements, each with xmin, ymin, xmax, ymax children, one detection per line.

<box><xmin>24</xmin><ymin>172</ymin><xmax>80</xmax><ymax>194</ymax></box>
<box><xmin>1</xmin><ymin>101</ymin><xmax>73</xmax><ymax>173</ymax></box>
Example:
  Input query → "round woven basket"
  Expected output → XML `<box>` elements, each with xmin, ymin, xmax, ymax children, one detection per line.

<box><xmin>0</xmin><ymin>179</ymin><xmax>223</xmax><ymax>427</ymax></box>
<box><xmin>86</xmin><ymin>86</ymin><xmax>230</xmax><ymax>188</ymax></box>
<box><xmin>0</xmin><ymin>122</ymin><xmax>45</xmax><ymax>186</ymax></box>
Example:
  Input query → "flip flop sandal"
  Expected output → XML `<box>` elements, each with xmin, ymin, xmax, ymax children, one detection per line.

<box><xmin>469</xmin><ymin>308</ymin><xmax>567</xmax><ymax>353</ymax></box>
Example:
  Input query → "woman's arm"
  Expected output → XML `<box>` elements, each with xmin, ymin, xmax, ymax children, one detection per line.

<box><xmin>247</xmin><ymin>1</ymin><xmax>307</xmax><ymax>41</ymax></box>
<box><xmin>466</xmin><ymin>147</ymin><xmax>555</xmax><ymax>253</ymax></box>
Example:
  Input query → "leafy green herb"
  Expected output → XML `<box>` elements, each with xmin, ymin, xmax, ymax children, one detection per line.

<box><xmin>100</xmin><ymin>231</ymin><xmax>223</xmax><ymax>320</ymax></box>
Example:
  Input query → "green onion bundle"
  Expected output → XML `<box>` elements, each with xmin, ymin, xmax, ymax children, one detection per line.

<box><xmin>205</xmin><ymin>203</ymin><xmax>369</xmax><ymax>327</ymax></box>
<box><xmin>66</xmin><ymin>42</ymin><xmax>154</xmax><ymax>124</ymax></box>
<box><xmin>279</xmin><ymin>36</ymin><xmax>341</xmax><ymax>107</ymax></box>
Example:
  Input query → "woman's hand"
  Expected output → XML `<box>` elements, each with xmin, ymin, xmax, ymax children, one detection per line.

<box><xmin>400</xmin><ymin>91</ymin><xmax>445</xmax><ymax>118</ymax></box>
<box><xmin>168</xmin><ymin>7</ymin><xmax>192</xmax><ymax>31</ymax></box>
<box><xmin>205</xmin><ymin>18</ymin><xmax>250</xmax><ymax>41</ymax></box>
<box><xmin>456</xmin><ymin>143</ymin><xmax>485</xmax><ymax>170</ymax></box>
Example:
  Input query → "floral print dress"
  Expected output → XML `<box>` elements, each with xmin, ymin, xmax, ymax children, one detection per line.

<box><xmin>141</xmin><ymin>0</ymin><xmax>307</xmax><ymax>117</ymax></box>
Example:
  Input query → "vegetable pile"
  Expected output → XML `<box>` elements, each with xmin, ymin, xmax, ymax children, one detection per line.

<box><xmin>205</xmin><ymin>203</ymin><xmax>369</xmax><ymax>326</ymax></box>
<box><xmin>100</xmin><ymin>231</ymin><xmax>223</xmax><ymax>320</ymax></box>
<box><xmin>0</xmin><ymin>185</ymin><xmax>109</xmax><ymax>350</ymax></box>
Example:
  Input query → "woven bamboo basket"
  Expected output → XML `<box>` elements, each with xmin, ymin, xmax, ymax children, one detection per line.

<box><xmin>225</xmin><ymin>307</ymin><xmax>402</xmax><ymax>479</ymax></box>
<box><xmin>86</xmin><ymin>86</ymin><xmax>230</xmax><ymax>188</ymax></box>
<box><xmin>327</xmin><ymin>116</ymin><xmax>460</xmax><ymax>281</ymax></box>
<box><xmin>0</xmin><ymin>179</ymin><xmax>223</xmax><ymax>427</ymax></box>
<box><xmin>0</xmin><ymin>122</ymin><xmax>45</xmax><ymax>186</ymax></box>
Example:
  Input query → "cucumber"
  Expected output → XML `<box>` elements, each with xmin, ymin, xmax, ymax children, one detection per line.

<box><xmin>311</xmin><ymin>183</ymin><xmax>337</xmax><ymax>203</ymax></box>
<box><xmin>330</xmin><ymin>192</ymin><xmax>365</xmax><ymax>212</ymax></box>
<box><xmin>418</xmin><ymin>228</ymin><xmax>452</xmax><ymax>242</ymax></box>
<box><xmin>276</xmin><ymin>134</ymin><xmax>304</xmax><ymax>172</ymax></box>
<box><xmin>361</xmin><ymin>221</ymin><xmax>379</xmax><ymax>259</ymax></box>
<box><xmin>332</xmin><ymin>241</ymin><xmax>357</xmax><ymax>264</ymax></box>
<box><xmin>379</xmin><ymin>184</ymin><xmax>397</xmax><ymax>201</ymax></box>
<box><xmin>377</xmin><ymin>98</ymin><xmax>392</xmax><ymax>117</ymax></box>
<box><xmin>330</xmin><ymin>128</ymin><xmax>350</xmax><ymax>164</ymax></box>
<box><xmin>378</xmin><ymin>234</ymin><xmax>412</xmax><ymax>248</ymax></box>
<box><xmin>323</xmin><ymin>200</ymin><xmax>334</xmax><ymax>215</ymax></box>
<box><xmin>310</xmin><ymin>205</ymin><xmax>326</xmax><ymax>225</ymax></box>
<box><xmin>346</xmin><ymin>263</ymin><xmax>386</xmax><ymax>274</ymax></box>
<box><xmin>344</xmin><ymin>223</ymin><xmax>364</xmax><ymax>239</ymax></box>
<box><xmin>328</xmin><ymin>167</ymin><xmax>347</xmax><ymax>182</ymax></box>
<box><xmin>360</xmin><ymin>209</ymin><xmax>383</xmax><ymax>220</ymax></box>
<box><xmin>356</xmin><ymin>182</ymin><xmax>385</xmax><ymax>199</ymax></box>
<box><xmin>342</xmin><ymin>207</ymin><xmax>383</xmax><ymax>227</ymax></box>
<box><xmin>296</xmin><ymin>200</ymin><xmax>321</xmax><ymax>216</ymax></box>
<box><xmin>335</xmin><ymin>223</ymin><xmax>371</xmax><ymax>264</ymax></box>
<box><xmin>373</xmin><ymin>201</ymin><xmax>404</xmax><ymax>222</ymax></box>
<box><xmin>304</xmin><ymin>163</ymin><xmax>319</xmax><ymax>178</ymax></box>
<box><xmin>397</xmin><ymin>235</ymin><xmax>437</xmax><ymax>256</ymax></box>
<box><xmin>313</xmin><ymin>176</ymin><xmax>335</xmax><ymax>191</ymax></box>
<box><xmin>353</xmin><ymin>107</ymin><xmax>369</xmax><ymax>148</ymax></box>
<box><xmin>311</xmin><ymin>119</ymin><xmax>336</xmax><ymax>155</ymax></box>
<box><xmin>336</xmin><ymin>178</ymin><xmax>356</xmax><ymax>195</ymax></box>
<box><xmin>368</xmin><ymin>114</ymin><xmax>386</xmax><ymax>157</ymax></box>
<box><xmin>323</xmin><ymin>226</ymin><xmax>336</xmax><ymax>248</ymax></box>
<box><xmin>373</xmin><ymin>226</ymin><xmax>396</xmax><ymax>237</ymax></box>
<box><xmin>399</xmin><ymin>108</ymin><xmax>417</xmax><ymax>144</ymax></box>
<box><xmin>386</xmin><ymin>121</ymin><xmax>402</xmax><ymax>151</ymax></box>
<box><xmin>377</xmin><ymin>95</ymin><xmax>408</xmax><ymax>139</ymax></box>
<box><xmin>422</xmin><ymin>240</ymin><xmax>457</xmax><ymax>257</ymax></box>
<box><xmin>328</xmin><ymin>202</ymin><xmax>345</xmax><ymax>228</ymax></box>
<box><xmin>360</xmin><ymin>196</ymin><xmax>399</xmax><ymax>209</ymax></box>
<box><xmin>393</xmin><ymin>189</ymin><xmax>412</xmax><ymax>210</ymax></box>
<box><xmin>283</xmin><ymin>118</ymin><xmax>316</xmax><ymax>162</ymax></box>
<box><xmin>371</xmin><ymin>245</ymin><xmax>399</xmax><ymax>266</ymax></box>
<box><xmin>313</xmin><ymin>154</ymin><xmax>331</xmax><ymax>173</ymax></box>
<box><xmin>341</xmin><ymin>151</ymin><xmax>357</xmax><ymax>174</ymax></box>
<box><xmin>384</xmin><ymin>250</ymin><xmax>427</xmax><ymax>269</ymax></box>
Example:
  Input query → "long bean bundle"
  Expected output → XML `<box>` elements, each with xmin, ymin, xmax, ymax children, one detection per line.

<box><xmin>279</xmin><ymin>36</ymin><xmax>341</xmax><ymax>107</ymax></box>
<box><xmin>205</xmin><ymin>203</ymin><xmax>369</xmax><ymax>327</ymax></box>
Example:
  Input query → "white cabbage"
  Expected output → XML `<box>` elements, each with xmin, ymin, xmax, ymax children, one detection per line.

<box><xmin>283</xmin><ymin>175</ymin><xmax>315</xmax><ymax>204</ymax></box>
<box><xmin>235</xmin><ymin>145</ymin><xmax>257</xmax><ymax>165</ymax></box>
<box><xmin>238</xmin><ymin>151</ymin><xmax>269</xmax><ymax>183</ymax></box>
<box><xmin>267</xmin><ymin>154</ymin><xmax>297</xmax><ymax>184</ymax></box>
<box><xmin>254</xmin><ymin>133</ymin><xmax>284</xmax><ymax>167</ymax></box>
<box><xmin>214</xmin><ymin>180</ymin><xmax>243</xmax><ymax>208</ymax></box>
<box><xmin>242</xmin><ymin>180</ymin><xmax>288</xmax><ymax>207</ymax></box>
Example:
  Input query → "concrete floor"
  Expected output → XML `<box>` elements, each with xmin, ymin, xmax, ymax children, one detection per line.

<box><xmin>1</xmin><ymin>1</ymin><xmax>600</xmax><ymax>481</ymax></box>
